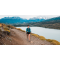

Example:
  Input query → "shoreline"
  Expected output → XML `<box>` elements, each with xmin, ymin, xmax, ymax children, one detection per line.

<box><xmin>16</xmin><ymin>26</ymin><xmax>60</xmax><ymax>30</ymax></box>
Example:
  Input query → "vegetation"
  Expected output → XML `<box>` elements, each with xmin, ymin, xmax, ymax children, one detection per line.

<box><xmin>7</xmin><ymin>25</ymin><xmax>16</xmax><ymax>29</ymax></box>
<box><xmin>16</xmin><ymin>28</ymin><xmax>25</xmax><ymax>32</ymax></box>
<box><xmin>31</xmin><ymin>33</ymin><xmax>60</xmax><ymax>45</ymax></box>
<box><xmin>24</xmin><ymin>19</ymin><xmax>60</xmax><ymax>29</ymax></box>
<box><xmin>0</xmin><ymin>23</ymin><xmax>16</xmax><ymax>33</ymax></box>
<box><xmin>13</xmin><ymin>17</ymin><xmax>60</xmax><ymax>29</ymax></box>
<box><xmin>3</xmin><ymin>27</ymin><xmax>10</xmax><ymax>33</ymax></box>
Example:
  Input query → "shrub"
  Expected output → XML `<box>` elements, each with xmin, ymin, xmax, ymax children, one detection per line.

<box><xmin>3</xmin><ymin>26</ymin><xmax>10</xmax><ymax>33</ymax></box>
<box><xmin>0</xmin><ymin>23</ymin><xmax>2</xmax><ymax>27</ymax></box>
<box><xmin>46</xmin><ymin>39</ymin><xmax>60</xmax><ymax>45</ymax></box>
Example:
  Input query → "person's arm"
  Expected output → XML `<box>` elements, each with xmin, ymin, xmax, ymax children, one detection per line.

<box><xmin>30</xmin><ymin>28</ymin><xmax>31</xmax><ymax>33</ymax></box>
<box><xmin>26</xmin><ymin>28</ymin><xmax>27</xmax><ymax>32</ymax></box>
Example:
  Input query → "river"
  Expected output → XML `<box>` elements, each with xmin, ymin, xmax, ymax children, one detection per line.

<box><xmin>16</xmin><ymin>27</ymin><xmax>60</xmax><ymax>42</ymax></box>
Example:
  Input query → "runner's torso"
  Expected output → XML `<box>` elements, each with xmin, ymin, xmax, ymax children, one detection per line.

<box><xmin>26</xmin><ymin>28</ymin><xmax>31</xmax><ymax>32</ymax></box>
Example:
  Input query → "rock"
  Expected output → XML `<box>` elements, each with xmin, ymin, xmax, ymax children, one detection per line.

<box><xmin>9</xmin><ymin>38</ymin><xmax>12</xmax><ymax>40</ymax></box>
<box><xmin>6</xmin><ymin>37</ymin><xmax>12</xmax><ymax>40</ymax></box>
<box><xmin>4</xmin><ymin>43</ymin><xmax>6</xmax><ymax>45</ymax></box>
<box><xmin>10</xmin><ymin>41</ymin><xmax>11</xmax><ymax>42</ymax></box>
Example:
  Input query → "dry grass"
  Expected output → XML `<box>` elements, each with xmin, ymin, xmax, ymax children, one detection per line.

<box><xmin>3</xmin><ymin>26</ymin><xmax>10</xmax><ymax>32</ymax></box>
<box><xmin>0</xmin><ymin>23</ymin><xmax>10</xmax><ymax>33</ymax></box>
<box><xmin>1</xmin><ymin>24</ymin><xmax>16</xmax><ymax>33</ymax></box>
<box><xmin>7</xmin><ymin>25</ymin><xmax>16</xmax><ymax>29</ymax></box>
<box><xmin>16</xmin><ymin>28</ymin><xmax>25</xmax><ymax>32</ymax></box>
<box><xmin>46</xmin><ymin>39</ymin><xmax>60</xmax><ymax>45</ymax></box>
<box><xmin>16</xmin><ymin>27</ymin><xmax>60</xmax><ymax>45</ymax></box>
<box><xmin>0</xmin><ymin>23</ymin><xmax>2</xmax><ymax>27</ymax></box>
<box><xmin>31</xmin><ymin>33</ymin><xmax>60</xmax><ymax>45</ymax></box>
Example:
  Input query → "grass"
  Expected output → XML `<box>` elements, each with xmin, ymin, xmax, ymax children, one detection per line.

<box><xmin>0</xmin><ymin>23</ymin><xmax>10</xmax><ymax>33</ymax></box>
<box><xmin>3</xmin><ymin>26</ymin><xmax>10</xmax><ymax>32</ymax></box>
<box><xmin>16</xmin><ymin>27</ymin><xmax>60</xmax><ymax>45</ymax></box>
<box><xmin>0</xmin><ymin>23</ymin><xmax>2</xmax><ymax>27</ymax></box>
<box><xmin>7</xmin><ymin>25</ymin><xmax>16</xmax><ymax>29</ymax></box>
<box><xmin>16</xmin><ymin>28</ymin><xmax>25</xmax><ymax>32</ymax></box>
<box><xmin>31</xmin><ymin>33</ymin><xmax>60</xmax><ymax>45</ymax></box>
<box><xmin>1</xmin><ymin>23</ymin><xmax>16</xmax><ymax>33</ymax></box>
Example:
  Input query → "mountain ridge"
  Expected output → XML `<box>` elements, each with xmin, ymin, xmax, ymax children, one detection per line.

<box><xmin>0</xmin><ymin>16</ymin><xmax>60</xmax><ymax>28</ymax></box>
<box><xmin>0</xmin><ymin>16</ymin><xmax>45</xmax><ymax>25</ymax></box>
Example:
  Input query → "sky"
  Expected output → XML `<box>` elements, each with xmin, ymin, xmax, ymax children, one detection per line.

<box><xmin>0</xmin><ymin>15</ymin><xmax>60</xmax><ymax>19</ymax></box>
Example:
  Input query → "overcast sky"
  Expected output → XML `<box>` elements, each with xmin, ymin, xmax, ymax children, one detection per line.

<box><xmin>0</xmin><ymin>15</ymin><xmax>60</xmax><ymax>19</ymax></box>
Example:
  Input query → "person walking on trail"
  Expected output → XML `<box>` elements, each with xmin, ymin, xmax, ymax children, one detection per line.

<box><xmin>26</xmin><ymin>25</ymin><xmax>31</xmax><ymax>42</ymax></box>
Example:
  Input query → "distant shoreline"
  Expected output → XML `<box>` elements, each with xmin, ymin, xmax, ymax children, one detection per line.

<box><xmin>15</xmin><ymin>25</ymin><xmax>60</xmax><ymax>30</ymax></box>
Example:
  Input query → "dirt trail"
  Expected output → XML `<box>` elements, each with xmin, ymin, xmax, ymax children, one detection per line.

<box><xmin>0</xmin><ymin>29</ymin><xmax>52</xmax><ymax>45</ymax></box>
<box><xmin>10</xmin><ymin>29</ymin><xmax>52</xmax><ymax>45</ymax></box>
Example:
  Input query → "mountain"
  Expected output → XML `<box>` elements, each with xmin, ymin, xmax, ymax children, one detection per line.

<box><xmin>42</xmin><ymin>16</ymin><xmax>60</xmax><ymax>23</ymax></box>
<box><xmin>27</xmin><ymin>16</ymin><xmax>60</xmax><ymax>29</ymax></box>
<box><xmin>0</xmin><ymin>16</ymin><xmax>60</xmax><ymax>29</ymax></box>
<box><xmin>0</xmin><ymin>17</ymin><xmax>45</xmax><ymax>25</ymax></box>
<box><xmin>0</xmin><ymin>17</ymin><xmax>25</xmax><ymax>24</ymax></box>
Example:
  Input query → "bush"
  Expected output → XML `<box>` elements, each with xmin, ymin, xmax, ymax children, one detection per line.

<box><xmin>46</xmin><ymin>39</ymin><xmax>60</xmax><ymax>45</ymax></box>
<box><xmin>3</xmin><ymin>26</ymin><xmax>10</xmax><ymax>33</ymax></box>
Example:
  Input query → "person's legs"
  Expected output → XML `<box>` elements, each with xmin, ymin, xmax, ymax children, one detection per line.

<box><xmin>27</xmin><ymin>34</ymin><xmax>28</xmax><ymax>40</ymax></box>
<box><xmin>29</xmin><ymin>34</ymin><xmax>30</xmax><ymax>41</ymax></box>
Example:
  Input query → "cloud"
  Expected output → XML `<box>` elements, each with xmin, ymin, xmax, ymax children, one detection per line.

<box><xmin>0</xmin><ymin>15</ymin><xmax>59</xmax><ymax>19</ymax></box>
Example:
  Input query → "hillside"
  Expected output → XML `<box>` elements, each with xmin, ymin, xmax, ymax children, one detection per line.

<box><xmin>0</xmin><ymin>23</ymin><xmax>60</xmax><ymax>45</ymax></box>
<box><xmin>28</xmin><ymin>21</ymin><xmax>60</xmax><ymax>29</ymax></box>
